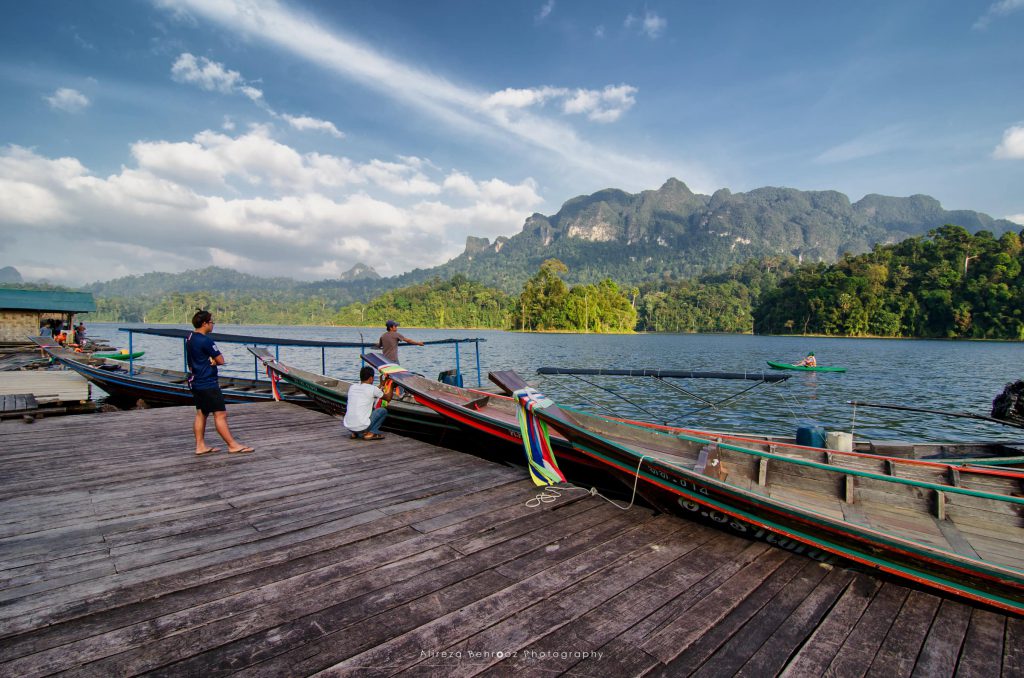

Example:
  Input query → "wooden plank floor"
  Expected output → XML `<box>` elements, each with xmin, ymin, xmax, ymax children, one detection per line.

<box><xmin>0</xmin><ymin>403</ymin><xmax>1019</xmax><ymax>677</ymax></box>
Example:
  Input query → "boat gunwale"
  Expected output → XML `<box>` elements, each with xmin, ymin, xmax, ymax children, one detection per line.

<box><xmin>557</xmin><ymin>403</ymin><xmax>1024</xmax><ymax>506</ymax></box>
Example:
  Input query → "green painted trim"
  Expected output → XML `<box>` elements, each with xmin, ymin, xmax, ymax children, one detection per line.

<box><xmin>562</xmin><ymin>405</ymin><xmax>1024</xmax><ymax>506</ymax></box>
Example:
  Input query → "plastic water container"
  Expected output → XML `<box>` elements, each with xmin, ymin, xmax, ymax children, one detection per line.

<box><xmin>826</xmin><ymin>431</ymin><xmax>854</xmax><ymax>453</ymax></box>
<box><xmin>796</xmin><ymin>424</ymin><xmax>827</xmax><ymax>448</ymax></box>
<box><xmin>437</xmin><ymin>369</ymin><xmax>463</xmax><ymax>387</ymax></box>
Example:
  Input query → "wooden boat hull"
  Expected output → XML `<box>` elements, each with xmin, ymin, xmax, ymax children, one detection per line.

<box><xmin>32</xmin><ymin>339</ymin><xmax>312</xmax><ymax>406</ymax></box>
<box><xmin>767</xmin><ymin>360</ymin><xmax>847</xmax><ymax>372</ymax></box>
<box><xmin>489</xmin><ymin>371</ymin><xmax>1024</xmax><ymax>615</ymax></box>
<box><xmin>248</xmin><ymin>348</ymin><xmax>496</xmax><ymax>445</ymax></box>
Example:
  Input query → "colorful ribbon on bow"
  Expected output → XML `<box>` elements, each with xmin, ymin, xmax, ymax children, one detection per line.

<box><xmin>266</xmin><ymin>365</ymin><xmax>281</xmax><ymax>402</ymax></box>
<box><xmin>513</xmin><ymin>387</ymin><xmax>565</xmax><ymax>486</ymax></box>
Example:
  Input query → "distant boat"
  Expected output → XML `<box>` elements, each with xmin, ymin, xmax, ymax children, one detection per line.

<box><xmin>31</xmin><ymin>337</ymin><xmax>311</xmax><ymax>406</ymax></box>
<box><xmin>767</xmin><ymin>360</ymin><xmax>847</xmax><ymax>373</ymax></box>
<box><xmin>91</xmin><ymin>350</ymin><xmax>145</xmax><ymax>361</ymax></box>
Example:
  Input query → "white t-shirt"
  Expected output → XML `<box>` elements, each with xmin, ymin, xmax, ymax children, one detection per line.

<box><xmin>343</xmin><ymin>382</ymin><xmax>384</xmax><ymax>430</ymax></box>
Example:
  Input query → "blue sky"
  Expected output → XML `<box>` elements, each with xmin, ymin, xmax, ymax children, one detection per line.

<box><xmin>1</xmin><ymin>0</ymin><xmax>1022</xmax><ymax>285</ymax></box>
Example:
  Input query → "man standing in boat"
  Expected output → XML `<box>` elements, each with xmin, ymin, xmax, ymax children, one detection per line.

<box><xmin>186</xmin><ymin>309</ymin><xmax>253</xmax><ymax>455</ymax></box>
<box><xmin>374</xmin><ymin>320</ymin><xmax>424</xmax><ymax>364</ymax></box>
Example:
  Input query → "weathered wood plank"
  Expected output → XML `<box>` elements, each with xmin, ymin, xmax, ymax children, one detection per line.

<box><xmin>909</xmin><ymin>599</ymin><xmax>974</xmax><ymax>678</ymax></box>
<box><xmin>865</xmin><ymin>590</ymin><xmax>941</xmax><ymax>678</ymax></box>
<box><xmin>778</xmin><ymin>573</ymin><xmax>882</xmax><ymax>676</ymax></box>
<box><xmin>954</xmin><ymin>608</ymin><xmax>1005</xmax><ymax>678</ymax></box>
<box><xmin>654</xmin><ymin>554</ymin><xmax>814</xmax><ymax>676</ymax></box>
<box><xmin>640</xmin><ymin>547</ymin><xmax>793</xmax><ymax>663</ymax></box>
<box><xmin>734</xmin><ymin>565</ymin><xmax>857</xmax><ymax>677</ymax></box>
<box><xmin>824</xmin><ymin>582</ymin><xmax>909</xmax><ymax>677</ymax></box>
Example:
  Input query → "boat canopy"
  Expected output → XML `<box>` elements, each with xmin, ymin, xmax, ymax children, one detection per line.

<box><xmin>117</xmin><ymin>327</ymin><xmax>487</xmax><ymax>385</ymax></box>
<box><xmin>537</xmin><ymin>366</ymin><xmax>789</xmax><ymax>383</ymax></box>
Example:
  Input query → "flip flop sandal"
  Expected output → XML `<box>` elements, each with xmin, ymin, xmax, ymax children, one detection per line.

<box><xmin>362</xmin><ymin>433</ymin><xmax>385</xmax><ymax>441</ymax></box>
<box><xmin>228</xmin><ymin>446</ymin><xmax>255</xmax><ymax>454</ymax></box>
<box><xmin>195</xmin><ymin>447</ymin><xmax>220</xmax><ymax>455</ymax></box>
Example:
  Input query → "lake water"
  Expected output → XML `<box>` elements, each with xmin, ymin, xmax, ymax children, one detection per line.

<box><xmin>82</xmin><ymin>322</ymin><xmax>1023</xmax><ymax>443</ymax></box>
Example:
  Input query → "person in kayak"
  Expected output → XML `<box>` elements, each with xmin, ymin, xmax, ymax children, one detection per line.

<box><xmin>795</xmin><ymin>352</ymin><xmax>817</xmax><ymax>367</ymax></box>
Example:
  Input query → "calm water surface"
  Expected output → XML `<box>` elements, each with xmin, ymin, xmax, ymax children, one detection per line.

<box><xmin>84</xmin><ymin>322</ymin><xmax>1023</xmax><ymax>443</ymax></box>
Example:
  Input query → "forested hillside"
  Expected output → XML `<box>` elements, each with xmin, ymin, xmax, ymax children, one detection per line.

<box><xmin>33</xmin><ymin>224</ymin><xmax>1024</xmax><ymax>340</ymax></box>
<box><xmin>754</xmin><ymin>226</ymin><xmax>1024</xmax><ymax>339</ymax></box>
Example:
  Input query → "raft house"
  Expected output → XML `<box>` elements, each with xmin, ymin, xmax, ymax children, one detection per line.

<box><xmin>0</xmin><ymin>288</ymin><xmax>96</xmax><ymax>418</ymax></box>
<box><xmin>0</xmin><ymin>288</ymin><xmax>95</xmax><ymax>344</ymax></box>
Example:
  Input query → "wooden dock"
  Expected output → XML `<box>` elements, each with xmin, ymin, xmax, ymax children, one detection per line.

<box><xmin>0</xmin><ymin>403</ymin><xmax>1019</xmax><ymax>676</ymax></box>
<box><xmin>0</xmin><ymin>369</ymin><xmax>90</xmax><ymax>403</ymax></box>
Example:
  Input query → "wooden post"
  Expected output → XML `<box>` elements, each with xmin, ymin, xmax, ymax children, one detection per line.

<box><xmin>948</xmin><ymin>468</ymin><xmax>961</xmax><ymax>487</ymax></box>
<box><xmin>935</xmin><ymin>490</ymin><xmax>946</xmax><ymax>520</ymax></box>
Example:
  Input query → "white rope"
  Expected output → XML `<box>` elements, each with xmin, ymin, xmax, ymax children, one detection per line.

<box><xmin>526</xmin><ymin>454</ymin><xmax>654</xmax><ymax>511</ymax></box>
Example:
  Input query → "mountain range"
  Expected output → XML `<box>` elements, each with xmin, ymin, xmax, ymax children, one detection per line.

<box><xmin>423</xmin><ymin>178</ymin><xmax>1018</xmax><ymax>292</ymax></box>
<box><xmin>13</xmin><ymin>178</ymin><xmax>1020</xmax><ymax>301</ymax></box>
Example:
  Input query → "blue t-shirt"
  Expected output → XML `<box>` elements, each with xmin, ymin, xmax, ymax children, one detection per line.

<box><xmin>186</xmin><ymin>331</ymin><xmax>222</xmax><ymax>390</ymax></box>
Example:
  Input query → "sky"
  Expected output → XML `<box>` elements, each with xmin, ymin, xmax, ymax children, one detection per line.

<box><xmin>1</xmin><ymin>1</ymin><xmax>1022</xmax><ymax>286</ymax></box>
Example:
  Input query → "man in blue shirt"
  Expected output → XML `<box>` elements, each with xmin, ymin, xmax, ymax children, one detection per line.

<box><xmin>187</xmin><ymin>310</ymin><xmax>253</xmax><ymax>455</ymax></box>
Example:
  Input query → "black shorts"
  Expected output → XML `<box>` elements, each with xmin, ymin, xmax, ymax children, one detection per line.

<box><xmin>192</xmin><ymin>387</ymin><xmax>226</xmax><ymax>414</ymax></box>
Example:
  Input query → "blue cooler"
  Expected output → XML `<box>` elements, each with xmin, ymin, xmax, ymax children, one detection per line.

<box><xmin>796</xmin><ymin>423</ymin><xmax>827</xmax><ymax>448</ymax></box>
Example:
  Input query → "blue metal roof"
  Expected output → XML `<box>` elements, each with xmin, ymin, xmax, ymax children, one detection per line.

<box><xmin>0</xmin><ymin>289</ymin><xmax>96</xmax><ymax>312</ymax></box>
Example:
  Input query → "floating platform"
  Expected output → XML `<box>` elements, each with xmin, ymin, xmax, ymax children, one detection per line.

<box><xmin>0</xmin><ymin>369</ymin><xmax>90</xmax><ymax>403</ymax></box>
<box><xmin>0</xmin><ymin>403</ymin><xmax>1019</xmax><ymax>675</ymax></box>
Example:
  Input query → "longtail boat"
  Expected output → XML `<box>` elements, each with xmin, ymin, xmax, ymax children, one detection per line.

<box><xmin>249</xmin><ymin>347</ymin><xmax>483</xmax><ymax>443</ymax></box>
<box><xmin>364</xmin><ymin>354</ymin><xmax>1024</xmax><ymax>464</ymax></box>
<box><xmin>488</xmin><ymin>369</ymin><xmax>1024</xmax><ymax>615</ymax></box>
<box><xmin>31</xmin><ymin>337</ymin><xmax>312</xmax><ymax>406</ymax></box>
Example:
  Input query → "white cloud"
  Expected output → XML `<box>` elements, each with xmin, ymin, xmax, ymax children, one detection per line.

<box><xmin>537</xmin><ymin>0</ymin><xmax>554</xmax><ymax>21</ymax></box>
<box><xmin>563</xmin><ymin>84</ymin><xmax>637</xmax><ymax>122</ymax></box>
<box><xmin>814</xmin><ymin>126</ymin><xmax>905</xmax><ymax>164</ymax></box>
<box><xmin>0</xmin><ymin>133</ymin><xmax>545</xmax><ymax>284</ymax></box>
<box><xmin>625</xmin><ymin>11</ymin><xmax>667</xmax><ymax>39</ymax></box>
<box><xmin>45</xmin><ymin>87</ymin><xmax>91</xmax><ymax>113</ymax></box>
<box><xmin>484</xmin><ymin>86</ymin><xmax>561</xmax><ymax>109</ymax></box>
<box><xmin>994</xmin><ymin>125</ymin><xmax>1024</xmax><ymax>159</ymax></box>
<box><xmin>171</xmin><ymin>52</ymin><xmax>245</xmax><ymax>93</ymax></box>
<box><xmin>974</xmin><ymin>0</ymin><xmax>1024</xmax><ymax>29</ymax></box>
<box><xmin>240</xmin><ymin>86</ymin><xmax>264</xmax><ymax>103</ymax></box>
<box><xmin>594</xmin><ymin>25</ymin><xmax>605</xmax><ymax>39</ymax></box>
<box><xmin>282</xmin><ymin>114</ymin><xmax>345</xmax><ymax>139</ymax></box>
<box><xmin>1006</xmin><ymin>213</ymin><xmax>1024</xmax><ymax>225</ymax></box>
<box><xmin>157</xmin><ymin>0</ymin><xmax>702</xmax><ymax>194</ymax></box>
<box><xmin>486</xmin><ymin>84</ymin><xmax>637</xmax><ymax>123</ymax></box>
